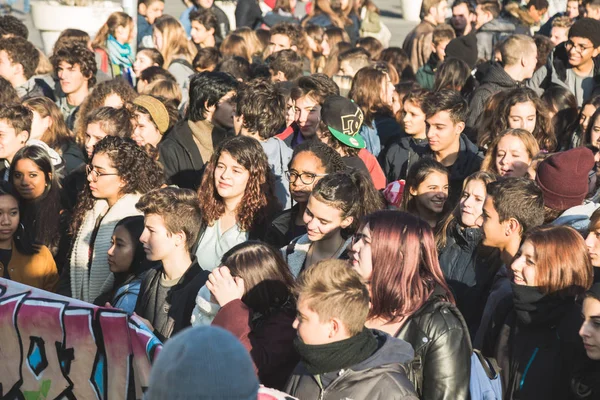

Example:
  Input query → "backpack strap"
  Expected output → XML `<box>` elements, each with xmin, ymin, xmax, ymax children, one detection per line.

<box><xmin>473</xmin><ymin>349</ymin><xmax>501</xmax><ymax>380</ymax></box>
<box><xmin>170</xmin><ymin>58</ymin><xmax>194</xmax><ymax>71</ymax></box>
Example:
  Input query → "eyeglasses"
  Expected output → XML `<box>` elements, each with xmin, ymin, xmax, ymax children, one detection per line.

<box><xmin>565</xmin><ymin>40</ymin><xmax>595</xmax><ymax>54</ymax></box>
<box><xmin>86</xmin><ymin>165</ymin><xmax>119</xmax><ymax>182</ymax></box>
<box><xmin>285</xmin><ymin>171</ymin><xmax>327</xmax><ymax>185</ymax></box>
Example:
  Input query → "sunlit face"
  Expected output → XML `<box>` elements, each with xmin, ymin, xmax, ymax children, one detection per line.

<box><xmin>590</xmin><ymin>117</ymin><xmax>600</xmax><ymax>147</ymax></box>
<box><xmin>527</xmin><ymin>5</ymin><xmax>546</xmax><ymax>24</ymax></box>
<box><xmin>481</xmin><ymin>195</ymin><xmax>508</xmax><ymax>248</ymax></box>
<box><xmin>567</xmin><ymin>37</ymin><xmax>598</xmax><ymax>68</ymax></box>
<box><xmin>432</xmin><ymin>0</ymin><xmax>449</xmax><ymax>24</ymax></box>
<box><xmin>585</xmin><ymin>225</ymin><xmax>600</xmax><ymax>267</ymax></box>
<box><xmin>153</xmin><ymin>30</ymin><xmax>164</xmax><ymax>52</ymax></box>
<box><xmin>581</xmin><ymin>104</ymin><xmax>597</xmax><ymax>133</ymax></box>
<box><xmin>303</xmin><ymin>195</ymin><xmax>351</xmax><ymax>242</ymax></box>
<box><xmin>198</xmin><ymin>0</ymin><xmax>214</xmax><ymax>9</ymax></box>
<box><xmin>380</xmin><ymin>73</ymin><xmax>395</xmax><ymax>108</ymax></box>
<box><xmin>349</xmin><ymin>224</ymin><xmax>373</xmax><ymax>282</ymax></box>
<box><xmin>508</xmin><ymin>101</ymin><xmax>537</xmax><ymax>133</ymax></box>
<box><xmin>132</xmin><ymin>112</ymin><xmax>162</xmax><ymax>148</ymax></box>
<box><xmin>580</xmin><ymin>296</ymin><xmax>600</xmax><ymax>360</ymax></box>
<box><xmin>12</xmin><ymin>158</ymin><xmax>47</xmax><ymax>201</ymax></box>
<box><xmin>426</xmin><ymin>110</ymin><xmax>463</xmax><ymax>153</ymax></box>
<box><xmin>567</xmin><ymin>0</ymin><xmax>579</xmax><ymax>18</ymax></box>
<box><xmin>145</xmin><ymin>0</ymin><xmax>164</xmax><ymax>24</ymax></box>
<box><xmin>293</xmin><ymin>295</ymin><xmax>336</xmax><ymax>345</ymax></box>
<box><xmin>87</xmin><ymin>152</ymin><xmax>125</xmax><ymax>205</ymax></box>
<box><xmin>495</xmin><ymin>135</ymin><xmax>532</xmax><ymax>177</ymax></box>
<box><xmin>288</xmin><ymin>151</ymin><xmax>327</xmax><ymax>203</ymax></box>
<box><xmin>191</xmin><ymin>21</ymin><xmax>214</xmax><ymax>46</ymax></box>
<box><xmin>459</xmin><ymin>179</ymin><xmax>486</xmax><ymax>228</ymax></box>
<box><xmin>114</xmin><ymin>22</ymin><xmax>133</xmax><ymax>44</ymax></box>
<box><xmin>84</xmin><ymin>122</ymin><xmax>108</xmax><ymax>159</ymax></box>
<box><xmin>0</xmin><ymin>119</ymin><xmax>27</xmax><ymax>163</ymax></box>
<box><xmin>214</xmin><ymin>151</ymin><xmax>250</xmax><ymax>203</ymax></box>
<box><xmin>434</xmin><ymin>39</ymin><xmax>450</xmax><ymax>62</ymax></box>
<box><xmin>510</xmin><ymin>240</ymin><xmax>537</xmax><ymax>286</ymax></box>
<box><xmin>409</xmin><ymin>171</ymin><xmax>449</xmax><ymax>216</ymax></box>
<box><xmin>550</xmin><ymin>26</ymin><xmax>569</xmax><ymax>46</ymax></box>
<box><xmin>285</xmin><ymin>98</ymin><xmax>295</xmax><ymax>127</ymax></box>
<box><xmin>392</xmin><ymin>91</ymin><xmax>402</xmax><ymax>115</ymax></box>
<box><xmin>270</xmin><ymin>33</ymin><xmax>293</xmax><ymax>53</ymax></box>
<box><xmin>107</xmin><ymin>225</ymin><xmax>137</xmax><ymax>274</ymax></box>
<box><xmin>475</xmin><ymin>5</ymin><xmax>492</xmax><ymax>30</ymax></box>
<box><xmin>295</xmin><ymin>95</ymin><xmax>321</xmax><ymax>139</ymax></box>
<box><xmin>56</xmin><ymin>61</ymin><xmax>88</xmax><ymax>97</ymax></box>
<box><xmin>133</xmin><ymin>52</ymin><xmax>155</xmax><ymax>77</ymax></box>
<box><xmin>321</xmin><ymin>35</ymin><xmax>331</xmax><ymax>56</ymax></box>
<box><xmin>0</xmin><ymin>195</ymin><xmax>19</xmax><ymax>244</ymax></box>
<box><xmin>28</xmin><ymin>110</ymin><xmax>50</xmax><ymax>142</ymax></box>
<box><xmin>140</xmin><ymin>213</ymin><xmax>179</xmax><ymax>261</ymax></box>
<box><xmin>403</xmin><ymin>100</ymin><xmax>427</xmax><ymax>138</ymax></box>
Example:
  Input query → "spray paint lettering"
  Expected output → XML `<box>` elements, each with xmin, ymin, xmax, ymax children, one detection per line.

<box><xmin>0</xmin><ymin>278</ymin><xmax>162</xmax><ymax>400</ymax></box>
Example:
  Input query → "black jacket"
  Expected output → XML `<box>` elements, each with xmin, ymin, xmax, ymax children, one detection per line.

<box><xmin>158</xmin><ymin>119</ymin><xmax>232</xmax><ymax>190</ymax></box>
<box><xmin>134</xmin><ymin>259</ymin><xmax>209</xmax><ymax>341</ymax></box>
<box><xmin>380</xmin><ymin>136</ymin><xmax>429</xmax><ymax>183</ymax></box>
<box><xmin>396</xmin><ymin>287</ymin><xmax>472</xmax><ymax>400</ymax></box>
<box><xmin>264</xmin><ymin>204</ymin><xmax>307</xmax><ymax>249</ymax></box>
<box><xmin>235</xmin><ymin>0</ymin><xmax>263</xmax><ymax>29</ymax></box>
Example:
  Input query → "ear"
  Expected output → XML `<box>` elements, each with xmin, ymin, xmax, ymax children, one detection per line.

<box><xmin>14</xmin><ymin>62</ymin><xmax>24</xmax><ymax>78</ymax></box>
<box><xmin>173</xmin><ymin>230</ymin><xmax>187</xmax><ymax>247</ymax></box>
<box><xmin>340</xmin><ymin>215</ymin><xmax>354</xmax><ymax>229</ymax></box>
<box><xmin>506</xmin><ymin>217</ymin><xmax>521</xmax><ymax>237</ymax></box>
<box><xmin>208</xmin><ymin>27</ymin><xmax>215</xmax><ymax>36</ymax></box>
<box><xmin>291</xmin><ymin>45</ymin><xmax>298</xmax><ymax>52</ymax></box>
<box><xmin>329</xmin><ymin>317</ymin><xmax>341</xmax><ymax>338</ymax></box>
<box><xmin>593</xmin><ymin>47</ymin><xmax>600</xmax><ymax>58</ymax></box>
<box><xmin>454</xmin><ymin>121</ymin><xmax>465</xmax><ymax>136</ymax></box>
<box><xmin>431</xmin><ymin>42</ymin><xmax>437</xmax><ymax>53</ymax></box>
<box><xmin>204</xmin><ymin>101</ymin><xmax>216</xmax><ymax>115</ymax></box>
<box><xmin>17</xmin><ymin>130</ymin><xmax>28</xmax><ymax>144</ymax></box>
<box><xmin>409</xmin><ymin>186</ymin><xmax>418</xmax><ymax>197</ymax></box>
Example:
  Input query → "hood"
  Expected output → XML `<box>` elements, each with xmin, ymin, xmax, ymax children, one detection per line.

<box><xmin>552</xmin><ymin>201</ymin><xmax>600</xmax><ymax>234</ymax></box>
<box><xmin>504</xmin><ymin>2</ymin><xmax>535</xmax><ymax>26</ymax></box>
<box><xmin>481</xmin><ymin>63</ymin><xmax>520</xmax><ymax>89</ymax></box>
<box><xmin>27</xmin><ymin>139</ymin><xmax>63</xmax><ymax>167</ymax></box>
<box><xmin>451</xmin><ymin>223</ymin><xmax>483</xmax><ymax>249</ymax></box>
<box><xmin>479</xmin><ymin>17</ymin><xmax>517</xmax><ymax>33</ymax></box>
<box><xmin>260</xmin><ymin>137</ymin><xmax>293</xmax><ymax>175</ymax></box>
<box><xmin>351</xmin><ymin>330</ymin><xmax>414</xmax><ymax>372</ymax></box>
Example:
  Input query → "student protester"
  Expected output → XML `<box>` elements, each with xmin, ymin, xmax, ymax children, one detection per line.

<box><xmin>282</xmin><ymin>169</ymin><xmax>383</xmax><ymax>277</ymax></box>
<box><xmin>451</xmin><ymin>0</ymin><xmax>477</xmax><ymax>37</ymax></box>
<box><xmin>467</xmin><ymin>35</ymin><xmax>538</xmax><ymax>128</ymax></box>
<box><xmin>23</xmin><ymin>97</ymin><xmax>85</xmax><ymax>174</ymax></box>
<box><xmin>189</xmin><ymin>8</ymin><xmax>220</xmax><ymax>49</ymax></box>
<box><xmin>480</xmin><ymin>128</ymin><xmax>540</xmax><ymax>178</ymax></box>
<box><xmin>541</xmin><ymin>85</ymin><xmax>579</xmax><ymax>150</ymax></box>
<box><xmin>402</xmin><ymin>0</ymin><xmax>449</xmax><ymax>72</ymax></box>
<box><xmin>134</xmin><ymin>187</ymin><xmax>210</xmax><ymax>341</ymax></box>
<box><xmin>530</xmin><ymin>18</ymin><xmax>600</xmax><ymax>107</ymax></box>
<box><xmin>401</xmin><ymin>158</ymin><xmax>450</xmax><ymax>228</ymax></box>
<box><xmin>95</xmin><ymin>215</ymin><xmax>155</xmax><ymax>314</ymax></box>
<box><xmin>159</xmin><ymin>71</ymin><xmax>238</xmax><ymax>190</ymax></box>
<box><xmin>130</xmin><ymin>95</ymin><xmax>178</xmax><ymax>148</ymax></box>
<box><xmin>0</xmin><ymin>181</ymin><xmax>58</xmax><ymax>292</ymax></box>
<box><xmin>203</xmin><ymin>241</ymin><xmax>298</xmax><ymax>389</ymax></box>
<box><xmin>137</xmin><ymin>0</ymin><xmax>164</xmax><ymax>48</ymax></box>
<box><xmin>265</xmin><ymin>141</ymin><xmax>346</xmax><ymax>248</ymax></box>
<box><xmin>576</xmin><ymin>283</ymin><xmax>600</xmax><ymax>398</ymax></box>
<box><xmin>133</xmin><ymin>48</ymin><xmax>164</xmax><ymax>79</ymax></box>
<box><xmin>302</xmin><ymin>0</ymin><xmax>360</xmax><ymax>45</ymax></box>
<box><xmin>234</xmin><ymin>79</ymin><xmax>292</xmax><ymax>209</ymax></box>
<box><xmin>585</xmin><ymin>208</ymin><xmax>600</xmax><ymax>283</ymax></box>
<box><xmin>0</xmin><ymin>104</ymin><xmax>33</xmax><ymax>181</ymax></box>
<box><xmin>550</xmin><ymin>16</ymin><xmax>573</xmax><ymax>45</ymax></box>
<box><xmin>50</xmin><ymin>44</ymin><xmax>97</xmax><ymax>130</ymax></box>
<box><xmin>9</xmin><ymin>146</ymin><xmax>64</xmax><ymax>258</ymax></box>
<box><xmin>266</xmin><ymin>50</ymin><xmax>304</xmax><ymax>83</ymax></box>
<box><xmin>192</xmin><ymin>47</ymin><xmax>222</xmax><ymax>72</ymax></box>
<box><xmin>379</xmin><ymin>88</ymin><xmax>430</xmax><ymax>183</ymax></box>
<box><xmin>63</xmin><ymin>137</ymin><xmax>163</xmax><ymax>302</ymax></box>
<box><xmin>475</xmin><ymin>0</ymin><xmax>521</xmax><ymax>61</ymax></box>
<box><xmin>349</xmin><ymin>210</ymin><xmax>471</xmax><ymax>399</ymax></box>
<box><xmin>180</xmin><ymin>0</ymin><xmax>230</xmax><ymax>39</ymax></box>
<box><xmin>318</xmin><ymin>95</ymin><xmax>386</xmax><ymax>190</ymax></box>
<box><xmin>195</xmin><ymin>136</ymin><xmax>281</xmax><ymax>271</ymax></box>
<box><xmin>92</xmin><ymin>12</ymin><xmax>135</xmax><ymax>83</ymax></box>
<box><xmin>0</xmin><ymin>36</ymin><xmax>53</xmax><ymax>100</ymax></box>
<box><xmin>482</xmin><ymin>225</ymin><xmax>593</xmax><ymax>400</ymax></box>
<box><xmin>286</xmin><ymin>258</ymin><xmax>419</xmax><ymax>399</ymax></box>
<box><xmin>474</xmin><ymin>177</ymin><xmax>545</xmax><ymax>347</ymax></box>
<box><xmin>416</xmin><ymin>24</ymin><xmax>455</xmax><ymax>90</ymax></box>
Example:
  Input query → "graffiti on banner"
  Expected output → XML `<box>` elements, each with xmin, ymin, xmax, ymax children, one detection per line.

<box><xmin>0</xmin><ymin>278</ymin><xmax>162</xmax><ymax>400</ymax></box>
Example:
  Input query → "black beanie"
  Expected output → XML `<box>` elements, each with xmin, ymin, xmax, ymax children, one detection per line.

<box><xmin>445</xmin><ymin>32</ymin><xmax>478</xmax><ymax>69</ymax></box>
<box><xmin>569</xmin><ymin>18</ymin><xmax>600</xmax><ymax>48</ymax></box>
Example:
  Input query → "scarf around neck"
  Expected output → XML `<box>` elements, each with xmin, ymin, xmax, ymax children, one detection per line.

<box><xmin>293</xmin><ymin>327</ymin><xmax>378</xmax><ymax>375</ymax></box>
<box><xmin>511</xmin><ymin>283</ymin><xmax>574</xmax><ymax>327</ymax></box>
<box><xmin>107</xmin><ymin>34</ymin><xmax>134</xmax><ymax>68</ymax></box>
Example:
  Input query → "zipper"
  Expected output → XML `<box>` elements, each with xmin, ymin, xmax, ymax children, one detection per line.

<box><xmin>519</xmin><ymin>347</ymin><xmax>539</xmax><ymax>391</ymax></box>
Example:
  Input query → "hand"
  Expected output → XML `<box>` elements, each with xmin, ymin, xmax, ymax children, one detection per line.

<box><xmin>133</xmin><ymin>312</ymin><xmax>154</xmax><ymax>332</ymax></box>
<box><xmin>206</xmin><ymin>266</ymin><xmax>245</xmax><ymax>307</ymax></box>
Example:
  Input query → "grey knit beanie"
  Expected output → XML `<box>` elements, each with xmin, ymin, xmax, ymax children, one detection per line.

<box><xmin>145</xmin><ymin>326</ymin><xmax>259</xmax><ymax>400</ymax></box>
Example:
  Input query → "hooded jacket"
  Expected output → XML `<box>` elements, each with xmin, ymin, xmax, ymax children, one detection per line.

<box><xmin>285</xmin><ymin>330</ymin><xmax>419</xmax><ymax>400</ymax></box>
<box><xmin>476</xmin><ymin>17</ymin><xmax>520</xmax><ymax>61</ymax></box>
<box><xmin>261</xmin><ymin>137</ymin><xmax>293</xmax><ymax>209</ymax></box>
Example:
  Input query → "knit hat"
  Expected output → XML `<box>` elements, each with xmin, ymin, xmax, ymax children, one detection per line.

<box><xmin>133</xmin><ymin>95</ymin><xmax>170</xmax><ymax>134</ymax></box>
<box><xmin>568</xmin><ymin>18</ymin><xmax>600</xmax><ymax>48</ymax></box>
<box><xmin>535</xmin><ymin>147</ymin><xmax>595</xmax><ymax>211</ymax></box>
<box><xmin>445</xmin><ymin>32</ymin><xmax>478</xmax><ymax>69</ymax></box>
<box><xmin>321</xmin><ymin>95</ymin><xmax>366</xmax><ymax>149</ymax></box>
<box><xmin>145</xmin><ymin>326</ymin><xmax>259</xmax><ymax>400</ymax></box>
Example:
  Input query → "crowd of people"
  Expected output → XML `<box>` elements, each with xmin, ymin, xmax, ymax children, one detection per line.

<box><xmin>0</xmin><ymin>0</ymin><xmax>600</xmax><ymax>397</ymax></box>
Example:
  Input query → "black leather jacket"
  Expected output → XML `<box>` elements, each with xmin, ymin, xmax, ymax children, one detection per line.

<box><xmin>396</xmin><ymin>287</ymin><xmax>472</xmax><ymax>400</ymax></box>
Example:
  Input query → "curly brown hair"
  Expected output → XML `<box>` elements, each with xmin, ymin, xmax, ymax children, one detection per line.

<box><xmin>69</xmin><ymin>136</ymin><xmax>164</xmax><ymax>235</ymax></box>
<box><xmin>198</xmin><ymin>136</ymin><xmax>281</xmax><ymax>234</ymax></box>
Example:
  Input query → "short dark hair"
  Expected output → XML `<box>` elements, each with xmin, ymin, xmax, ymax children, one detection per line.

<box><xmin>138</xmin><ymin>47</ymin><xmax>164</xmax><ymax>67</ymax></box>
<box><xmin>452</xmin><ymin>0</ymin><xmax>475</xmax><ymax>14</ymax></box>
<box><xmin>136</xmin><ymin>187</ymin><xmax>203</xmax><ymax>252</ymax></box>
<box><xmin>50</xmin><ymin>43</ymin><xmax>97</xmax><ymax>87</ymax></box>
<box><xmin>0</xmin><ymin>103</ymin><xmax>32</xmax><ymax>136</ymax></box>
<box><xmin>139</xmin><ymin>66</ymin><xmax>176</xmax><ymax>84</ymax></box>
<box><xmin>291</xmin><ymin>74</ymin><xmax>339</xmax><ymax>104</ymax></box>
<box><xmin>188</xmin><ymin>71</ymin><xmax>240</xmax><ymax>122</ymax></box>
<box><xmin>527</xmin><ymin>0</ymin><xmax>549</xmax><ymax>11</ymax></box>
<box><xmin>217</xmin><ymin>56</ymin><xmax>251</xmax><ymax>81</ymax></box>
<box><xmin>270</xmin><ymin>22</ymin><xmax>304</xmax><ymax>48</ymax></box>
<box><xmin>235</xmin><ymin>79</ymin><xmax>286</xmax><ymax>139</ymax></box>
<box><xmin>193</xmin><ymin>47</ymin><xmax>222</xmax><ymax>72</ymax></box>
<box><xmin>266</xmin><ymin>49</ymin><xmax>303</xmax><ymax>81</ymax></box>
<box><xmin>0</xmin><ymin>15</ymin><xmax>28</xmax><ymax>39</ymax></box>
<box><xmin>0</xmin><ymin>37</ymin><xmax>38</xmax><ymax>80</ymax></box>
<box><xmin>487</xmin><ymin>177</ymin><xmax>545</xmax><ymax>235</ymax></box>
<box><xmin>189</xmin><ymin>8</ymin><xmax>219</xmax><ymax>34</ymax></box>
<box><xmin>422</xmin><ymin>89</ymin><xmax>468</xmax><ymax>123</ymax></box>
<box><xmin>476</xmin><ymin>0</ymin><xmax>500</xmax><ymax>18</ymax></box>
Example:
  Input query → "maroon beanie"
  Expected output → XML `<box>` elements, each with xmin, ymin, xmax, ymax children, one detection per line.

<box><xmin>535</xmin><ymin>147</ymin><xmax>595</xmax><ymax>211</ymax></box>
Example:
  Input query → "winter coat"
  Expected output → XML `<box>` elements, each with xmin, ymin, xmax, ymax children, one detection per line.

<box><xmin>17</xmin><ymin>77</ymin><xmax>55</xmax><ymax>101</ymax></box>
<box><xmin>467</xmin><ymin>63</ymin><xmax>520</xmax><ymax>128</ymax></box>
<box><xmin>236</xmin><ymin>0</ymin><xmax>263</xmax><ymax>29</ymax></box>
<box><xmin>359</xmin><ymin>122</ymin><xmax>381</xmax><ymax>157</ymax></box>
<box><xmin>358</xmin><ymin>148</ymin><xmax>386</xmax><ymax>190</ymax></box>
<box><xmin>281</xmin><ymin>234</ymin><xmax>352</xmax><ymax>278</ymax></box>
<box><xmin>403</xmin><ymin>20</ymin><xmax>436</xmax><ymax>73</ymax></box>
<box><xmin>264</xmin><ymin>204</ymin><xmax>306</xmax><ymax>249</ymax></box>
<box><xmin>476</xmin><ymin>17</ymin><xmax>519</xmax><ymax>62</ymax></box>
<box><xmin>0</xmin><ymin>242</ymin><xmax>58</xmax><ymax>293</ymax></box>
<box><xmin>374</xmin><ymin>114</ymin><xmax>404</xmax><ymax>150</ymax></box>
<box><xmin>212</xmin><ymin>298</ymin><xmax>299</xmax><ymax>390</ymax></box>
<box><xmin>285</xmin><ymin>330</ymin><xmax>419</xmax><ymax>400</ymax></box>
<box><xmin>158</xmin><ymin>119</ymin><xmax>233</xmax><ymax>190</ymax></box>
<box><xmin>380</xmin><ymin>136</ymin><xmax>429</xmax><ymax>183</ymax></box>
<box><xmin>261</xmin><ymin>137</ymin><xmax>293</xmax><ymax>209</ymax></box>
<box><xmin>552</xmin><ymin>201</ymin><xmax>600</xmax><ymax>235</ymax></box>
<box><xmin>416</xmin><ymin>53</ymin><xmax>439</xmax><ymax>90</ymax></box>
<box><xmin>134</xmin><ymin>259</ymin><xmax>209</xmax><ymax>341</ymax></box>
<box><xmin>112</xmin><ymin>278</ymin><xmax>142</xmax><ymax>315</ymax></box>
<box><xmin>263</xmin><ymin>10</ymin><xmax>299</xmax><ymax>27</ymax></box>
<box><xmin>395</xmin><ymin>287</ymin><xmax>472</xmax><ymax>400</ymax></box>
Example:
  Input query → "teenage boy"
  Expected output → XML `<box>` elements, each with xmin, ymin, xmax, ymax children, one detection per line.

<box><xmin>0</xmin><ymin>36</ymin><xmax>53</xmax><ymax>100</ymax></box>
<box><xmin>416</xmin><ymin>24</ymin><xmax>456</xmax><ymax>90</ymax></box>
<box><xmin>530</xmin><ymin>17</ymin><xmax>600</xmax><ymax>106</ymax></box>
<box><xmin>475</xmin><ymin>0</ymin><xmax>520</xmax><ymax>61</ymax></box>
<box><xmin>337</xmin><ymin>48</ymin><xmax>371</xmax><ymax>79</ymax></box>
<box><xmin>234</xmin><ymin>79</ymin><xmax>292</xmax><ymax>208</ymax></box>
<box><xmin>450</xmin><ymin>0</ymin><xmax>477</xmax><ymax>37</ymax></box>
<box><xmin>403</xmin><ymin>0</ymin><xmax>448</xmax><ymax>72</ymax></box>
<box><xmin>266</xmin><ymin>49</ymin><xmax>303</xmax><ymax>82</ymax></box>
<box><xmin>269</xmin><ymin>22</ymin><xmax>305</xmax><ymax>53</ymax></box>
<box><xmin>134</xmin><ymin>187</ymin><xmax>209</xmax><ymax>341</ymax></box>
<box><xmin>50</xmin><ymin>43</ymin><xmax>97</xmax><ymax>130</ymax></box>
<box><xmin>474</xmin><ymin>177</ymin><xmax>545</xmax><ymax>347</ymax></box>
<box><xmin>137</xmin><ymin>0</ymin><xmax>164</xmax><ymax>47</ymax></box>
<box><xmin>285</xmin><ymin>259</ymin><xmax>418</xmax><ymax>400</ymax></box>
<box><xmin>189</xmin><ymin>8</ymin><xmax>219</xmax><ymax>48</ymax></box>
<box><xmin>180</xmin><ymin>0</ymin><xmax>230</xmax><ymax>39</ymax></box>
<box><xmin>159</xmin><ymin>71</ymin><xmax>238</xmax><ymax>190</ymax></box>
<box><xmin>550</xmin><ymin>16</ymin><xmax>573</xmax><ymax>45</ymax></box>
<box><xmin>0</xmin><ymin>104</ymin><xmax>31</xmax><ymax>180</ymax></box>
<box><xmin>586</xmin><ymin>0</ymin><xmax>600</xmax><ymax>20</ymax></box>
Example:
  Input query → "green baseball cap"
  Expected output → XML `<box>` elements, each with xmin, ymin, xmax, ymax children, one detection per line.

<box><xmin>321</xmin><ymin>95</ymin><xmax>366</xmax><ymax>149</ymax></box>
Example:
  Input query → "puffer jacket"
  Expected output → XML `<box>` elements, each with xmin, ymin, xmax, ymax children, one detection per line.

<box><xmin>380</xmin><ymin>136</ymin><xmax>429</xmax><ymax>183</ymax></box>
<box><xmin>395</xmin><ymin>287</ymin><xmax>472</xmax><ymax>400</ymax></box>
<box><xmin>476</xmin><ymin>17</ymin><xmax>519</xmax><ymax>61</ymax></box>
<box><xmin>285</xmin><ymin>330</ymin><xmax>419</xmax><ymax>400</ymax></box>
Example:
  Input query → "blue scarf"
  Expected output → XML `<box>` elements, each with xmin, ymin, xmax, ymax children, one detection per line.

<box><xmin>106</xmin><ymin>34</ymin><xmax>134</xmax><ymax>69</ymax></box>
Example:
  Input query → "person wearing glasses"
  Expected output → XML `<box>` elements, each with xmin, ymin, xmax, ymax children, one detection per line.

<box><xmin>529</xmin><ymin>18</ymin><xmax>600</xmax><ymax>106</ymax></box>
<box><xmin>60</xmin><ymin>136</ymin><xmax>163</xmax><ymax>302</ymax></box>
<box><xmin>264</xmin><ymin>140</ymin><xmax>346</xmax><ymax>248</ymax></box>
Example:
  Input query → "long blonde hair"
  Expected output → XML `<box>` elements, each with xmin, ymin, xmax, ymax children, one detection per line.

<box><xmin>154</xmin><ymin>15</ymin><xmax>197</xmax><ymax>67</ymax></box>
<box><xmin>92</xmin><ymin>12</ymin><xmax>133</xmax><ymax>49</ymax></box>
<box><xmin>480</xmin><ymin>128</ymin><xmax>540</xmax><ymax>175</ymax></box>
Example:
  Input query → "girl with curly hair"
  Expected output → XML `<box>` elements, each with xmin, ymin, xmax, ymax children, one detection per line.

<box><xmin>196</xmin><ymin>136</ymin><xmax>281</xmax><ymax>271</ymax></box>
<box><xmin>62</xmin><ymin>136</ymin><xmax>163</xmax><ymax>302</ymax></box>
